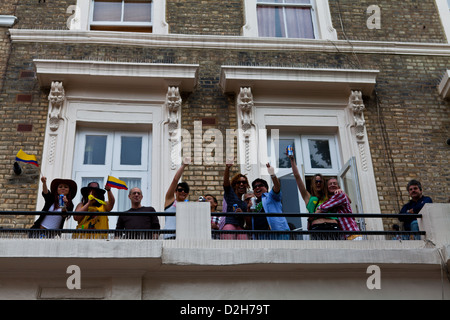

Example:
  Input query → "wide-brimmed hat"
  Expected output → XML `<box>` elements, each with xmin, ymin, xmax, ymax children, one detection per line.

<box><xmin>50</xmin><ymin>178</ymin><xmax>78</xmax><ymax>200</ymax></box>
<box><xmin>81</xmin><ymin>183</ymin><xmax>106</xmax><ymax>199</ymax></box>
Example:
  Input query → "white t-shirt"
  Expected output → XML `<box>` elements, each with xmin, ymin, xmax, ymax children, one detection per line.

<box><xmin>41</xmin><ymin>204</ymin><xmax>64</xmax><ymax>229</ymax></box>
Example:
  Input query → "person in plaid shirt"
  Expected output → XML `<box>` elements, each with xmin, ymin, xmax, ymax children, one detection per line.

<box><xmin>316</xmin><ymin>178</ymin><xmax>361</xmax><ymax>240</ymax></box>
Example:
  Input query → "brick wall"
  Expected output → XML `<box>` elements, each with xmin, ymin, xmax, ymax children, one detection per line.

<box><xmin>329</xmin><ymin>0</ymin><xmax>447</xmax><ymax>43</ymax></box>
<box><xmin>166</xmin><ymin>0</ymin><xmax>243</xmax><ymax>35</ymax></box>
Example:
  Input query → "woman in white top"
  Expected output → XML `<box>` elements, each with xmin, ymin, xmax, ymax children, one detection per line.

<box><xmin>30</xmin><ymin>177</ymin><xmax>78</xmax><ymax>236</ymax></box>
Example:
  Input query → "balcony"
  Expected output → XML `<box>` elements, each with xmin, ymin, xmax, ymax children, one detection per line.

<box><xmin>0</xmin><ymin>203</ymin><xmax>449</xmax><ymax>300</ymax></box>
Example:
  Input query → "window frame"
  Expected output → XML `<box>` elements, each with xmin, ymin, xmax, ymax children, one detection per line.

<box><xmin>89</xmin><ymin>0</ymin><xmax>153</xmax><ymax>30</ymax></box>
<box><xmin>300</xmin><ymin>134</ymin><xmax>340</xmax><ymax>175</ymax></box>
<box><xmin>436</xmin><ymin>0</ymin><xmax>450</xmax><ymax>43</ymax></box>
<box><xmin>256</xmin><ymin>0</ymin><xmax>318</xmax><ymax>39</ymax></box>
<box><xmin>243</xmin><ymin>0</ymin><xmax>337</xmax><ymax>40</ymax></box>
<box><xmin>70</xmin><ymin>0</ymin><xmax>168</xmax><ymax>33</ymax></box>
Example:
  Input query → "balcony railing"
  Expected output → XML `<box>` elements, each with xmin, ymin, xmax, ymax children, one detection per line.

<box><xmin>0</xmin><ymin>210</ymin><xmax>425</xmax><ymax>241</ymax></box>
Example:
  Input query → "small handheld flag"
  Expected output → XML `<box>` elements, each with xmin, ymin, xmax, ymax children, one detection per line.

<box><xmin>88</xmin><ymin>194</ymin><xmax>107</xmax><ymax>205</ymax></box>
<box><xmin>16</xmin><ymin>149</ymin><xmax>39</xmax><ymax>167</ymax></box>
<box><xmin>106</xmin><ymin>176</ymin><xmax>128</xmax><ymax>190</ymax></box>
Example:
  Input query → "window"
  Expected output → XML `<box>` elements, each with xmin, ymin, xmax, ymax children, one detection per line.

<box><xmin>436</xmin><ymin>0</ymin><xmax>450</xmax><ymax>43</ymax></box>
<box><xmin>243</xmin><ymin>0</ymin><xmax>337</xmax><ymax>40</ymax></box>
<box><xmin>69</xmin><ymin>129</ymin><xmax>152</xmax><ymax>230</ymax></box>
<box><xmin>268</xmin><ymin>133</ymin><xmax>343</xmax><ymax>233</ymax></box>
<box><xmin>90</xmin><ymin>0</ymin><xmax>153</xmax><ymax>32</ymax></box>
<box><xmin>257</xmin><ymin>0</ymin><xmax>315</xmax><ymax>39</ymax></box>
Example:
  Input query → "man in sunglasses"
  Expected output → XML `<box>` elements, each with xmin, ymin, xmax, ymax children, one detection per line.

<box><xmin>251</xmin><ymin>163</ymin><xmax>290</xmax><ymax>240</ymax></box>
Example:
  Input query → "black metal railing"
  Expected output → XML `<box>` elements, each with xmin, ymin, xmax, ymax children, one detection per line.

<box><xmin>0</xmin><ymin>211</ymin><xmax>425</xmax><ymax>240</ymax></box>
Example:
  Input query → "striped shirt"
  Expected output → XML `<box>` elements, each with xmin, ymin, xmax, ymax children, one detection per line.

<box><xmin>317</xmin><ymin>192</ymin><xmax>360</xmax><ymax>232</ymax></box>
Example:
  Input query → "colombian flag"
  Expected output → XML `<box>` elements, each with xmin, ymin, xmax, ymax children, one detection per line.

<box><xmin>15</xmin><ymin>149</ymin><xmax>39</xmax><ymax>167</ymax></box>
<box><xmin>106</xmin><ymin>176</ymin><xmax>128</xmax><ymax>190</ymax></box>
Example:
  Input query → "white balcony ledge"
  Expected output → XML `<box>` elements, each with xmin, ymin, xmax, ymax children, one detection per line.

<box><xmin>0</xmin><ymin>203</ymin><xmax>449</xmax><ymax>300</ymax></box>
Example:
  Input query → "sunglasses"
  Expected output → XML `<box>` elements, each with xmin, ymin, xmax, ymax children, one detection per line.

<box><xmin>253</xmin><ymin>183</ymin><xmax>265</xmax><ymax>189</ymax></box>
<box><xmin>315</xmin><ymin>180</ymin><xmax>323</xmax><ymax>184</ymax></box>
<box><xmin>177</xmin><ymin>188</ymin><xmax>188</xmax><ymax>193</ymax></box>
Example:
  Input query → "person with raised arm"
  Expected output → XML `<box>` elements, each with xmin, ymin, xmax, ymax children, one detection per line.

<box><xmin>162</xmin><ymin>157</ymin><xmax>190</xmax><ymax>239</ymax></box>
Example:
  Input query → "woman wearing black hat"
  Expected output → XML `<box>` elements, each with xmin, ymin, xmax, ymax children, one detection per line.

<box><xmin>30</xmin><ymin>176</ymin><xmax>78</xmax><ymax>236</ymax></box>
<box><xmin>73</xmin><ymin>181</ymin><xmax>115</xmax><ymax>238</ymax></box>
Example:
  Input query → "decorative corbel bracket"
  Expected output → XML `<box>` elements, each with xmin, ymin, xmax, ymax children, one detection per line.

<box><xmin>166</xmin><ymin>86</ymin><xmax>182</xmax><ymax>169</ymax></box>
<box><xmin>348</xmin><ymin>90</ymin><xmax>366</xmax><ymax>141</ymax></box>
<box><xmin>48</xmin><ymin>81</ymin><xmax>66</xmax><ymax>132</ymax></box>
<box><xmin>237</xmin><ymin>87</ymin><xmax>254</xmax><ymax>172</ymax></box>
<box><xmin>166</xmin><ymin>86</ymin><xmax>182</xmax><ymax>135</ymax></box>
<box><xmin>238</xmin><ymin>87</ymin><xmax>254</xmax><ymax>133</ymax></box>
<box><xmin>348</xmin><ymin>90</ymin><xmax>368</xmax><ymax>171</ymax></box>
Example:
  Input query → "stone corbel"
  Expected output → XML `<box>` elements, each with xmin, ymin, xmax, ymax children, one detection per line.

<box><xmin>348</xmin><ymin>90</ymin><xmax>368</xmax><ymax>171</ymax></box>
<box><xmin>166</xmin><ymin>86</ymin><xmax>182</xmax><ymax>169</ymax></box>
<box><xmin>166</xmin><ymin>86</ymin><xmax>181</xmax><ymax>135</ymax></box>
<box><xmin>348</xmin><ymin>90</ymin><xmax>366</xmax><ymax>140</ymax></box>
<box><xmin>48</xmin><ymin>81</ymin><xmax>66</xmax><ymax>132</ymax></box>
<box><xmin>238</xmin><ymin>87</ymin><xmax>254</xmax><ymax>132</ymax></box>
<box><xmin>238</xmin><ymin>87</ymin><xmax>254</xmax><ymax>172</ymax></box>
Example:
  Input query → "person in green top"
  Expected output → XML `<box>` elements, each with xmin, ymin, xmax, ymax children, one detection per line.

<box><xmin>288</xmin><ymin>152</ymin><xmax>340</xmax><ymax>239</ymax></box>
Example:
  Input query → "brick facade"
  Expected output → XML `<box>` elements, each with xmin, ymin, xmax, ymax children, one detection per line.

<box><xmin>0</xmin><ymin>0</ymin><xmax>449</xmax><ymax>231</ymax></box>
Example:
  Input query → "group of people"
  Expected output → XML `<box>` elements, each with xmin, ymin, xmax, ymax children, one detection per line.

<box><xmin>30</xmin><ymin>152</ymin><xmax>432</xmax><ymax>240</ymax></box>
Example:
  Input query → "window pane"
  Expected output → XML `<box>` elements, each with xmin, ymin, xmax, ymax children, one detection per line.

<box><xmin>92</xmin><ymin>0</ymin><xmax>122</xmax><ymax>22</ymax></box>
<box><xmin>285</xmin><ymin>7</ymin><xmax>314</xmax><ymax>38</ymax></box>
<box><xmin>308</xmin><ymin>139</ymin><xmax>332</xmax><ymax>169</ymax></box>
<box><xmin>257</xmin><ymin>6</ymin><xmax>286</xmax><ymax>37</ymax></box>
<box><xmin>84</xmin><ymin>135</ymin><xmax>107</xmax><ymax>165</ymax></box>
<box><xmin>278</xmin><ymin>139</ymin><xmax>296</xmax><ymax>168</ymax></box>
<box><xmin>117</xmin><ymin>178</ymin><xmax>141</xmax><ymax>212</ymax></box>
<box><xmin>124</xmin><ymin>1</ymin><xmax>152</xmax><ymax>22</ymax></box>
<box><xmin>280</xmin><ymin>176</ymin><xmax>303</xmax><ymax>236</ymax></box>
<box><xmin>120</xmin><ymin>136</ymin><xmax>142</xmax><ymax>165</ymax></box>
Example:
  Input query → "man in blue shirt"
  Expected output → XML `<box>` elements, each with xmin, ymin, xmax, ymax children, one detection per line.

<box><xmin>399</xmin><ymin>179</ymin><xmax>432</xmax><ymax>239</ymax></box>
<box><xmin>251</xmin><ymin>163</ymin><xmax>290</xmax><ymax>239</ymax></box>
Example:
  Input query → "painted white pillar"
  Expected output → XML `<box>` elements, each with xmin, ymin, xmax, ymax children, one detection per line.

<box><xmin>176</xmin><ymin>202</ymin><xmax>211</xmax><ymax>240</ymax></box>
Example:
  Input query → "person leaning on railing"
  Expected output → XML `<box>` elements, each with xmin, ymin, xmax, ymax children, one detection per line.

<box><xmin>288</xmin><ymin>154</ymin><xmax>338</xmax><ymax>238</ymax></box>
<box><xmin>316</xmin><ymin>178</ymin><xmax>361</xmax><ymax>240</ymax></box>
<box><xmin>251</xmin><ymin>163</ymin><xmax>290</xmax><ymax>240</ymax></box>
<box><xmin>398</xmin><ymin>179</ymin><xmax>432</xmax><ymax>240</ymax></box>
<box><xmin>73</xmin><ymin>182</ymin><xmax>115</xmax><ymax>239</ymax></box>
<box><xmin>30</xmin><ymin>177</ymin><xmax>77</xmax><ymax>238</ymax></box>
<box><xmin>115</xmin><ymin>187</ymin><xmax>160</xmax><ymax>239</ymax></box>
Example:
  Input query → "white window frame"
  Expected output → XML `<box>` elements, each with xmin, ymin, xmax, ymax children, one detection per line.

<box><xmin>256</xmin><ymin>0</ymin><xmax>318</xmax><ymax>39</ymax></box>
<box><xmin>243</xmin><ymin>0</ymin><xmax>337</xmax><ymax>40</ymax></box>
<box><xmin>71</xmin><ymin>0</ymin><xmax>168</xmax><ymax>33</ymax></box>
<box><xmin>112</xmin><ymin>131</ymin><xmax>150</xmax><ymax>171</ymax></box>
<box><xmin>70</xmin><ymin>128</ymin><xmax>152</xmax><ymax>230</ymax></box>
<box><xmin>436</xmin><ymin>0</ymin><xmax>450</xmax><ymax>43</ymax></box>
<box><xmin>300</xmin><ymin>135</ymin><xmax>340</xmax><ymax>175</ymax></box>
<box><xmin>89</xmin><ymin>0</ymin><xmax>153</xmax><ymax>30</ymax></box>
